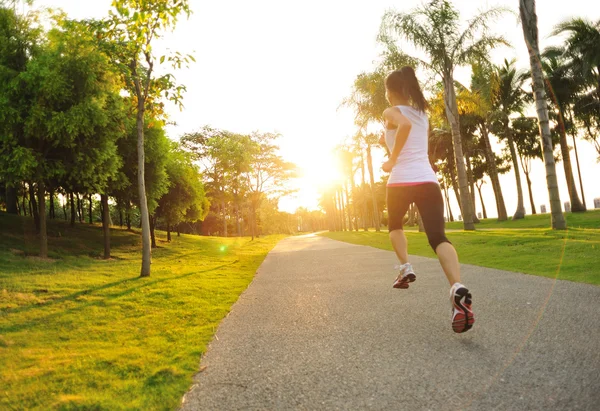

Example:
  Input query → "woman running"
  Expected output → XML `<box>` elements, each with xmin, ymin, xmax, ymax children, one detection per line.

<box><xmin>380</xmin><ymin>66</ymin><xmax>474</xmax><ymax>333</ymax></box>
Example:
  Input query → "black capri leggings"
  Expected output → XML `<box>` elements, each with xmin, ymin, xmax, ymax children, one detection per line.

<box><xmin>387</xmin><ymin>183</ymin><xmax>450</xmax><ymax>251</ymax></box>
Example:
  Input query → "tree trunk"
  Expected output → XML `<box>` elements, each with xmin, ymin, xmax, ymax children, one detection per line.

<box><xmin>236</xmin><ymin>203</ymin><xmax>242</xmax><ymax>237</ymax></box>
<box><xmin>119</xmin><ymin>209</ymin><xmax>123</xmax><ymax>228</ymax></box>
<box><xmin>222</xmin><ymin>201</ymin><xmax>228</xmax><ymax>237</ymax></box>
<box><xmin>88</xmin><ymin>194</ymin><xmax>93</xmax><ymax>224</ymax></box>
<box><xmin>443</xmin><ymin>184</ymin><xmax>454</xmax><ymax>222</ymax></box>
<box><xmin>150</xmin><ymin>215</ymin><xmax>157</xmax><ymax>248</ymax></box>
<box><xmin>568</xmin><ymin>112</ymin><xmax>586</xmax><ymax>208</ymax></box>
<box><xmin>465</xmin><ymin>156</ymin><xmax>480</xmax><ymax>223</ymax></box>
<box><xmin>350</xmin><ymin>178</ymin><xmax>358</xmax><ymax>231</ymax></box>
<box><xmin>126</xmin><ymin>201</ymin><xmax>131</xmax><ymax>230</ymax></box>
<box><xmin>360</xmin><ymin>153</ymin><xmax>369</xmax><ymax>231</ymax></box>
<box><xmin>22</xmin><ymin>183</ymin><xmax>27</xmax><ymax>216</ymax></box>
<box><xmin>30</xmin><ymin>183</ymin><xmax>39</xmax><ymax>233</ymax></box>
<box><xmin>38</xmin><ymin>181</ymin><xmax>47</xmax><ymax>258</ymax></box>
<box><xmin>250</xmin><ymin>202</ymin><xmax>256</xmax><ymax>240</ymax></box>
<box><xmin>167</xmin><ymin>216</ymin><xmax>172</xmax><ymax>242</ymax></box>
<box><xmin>6</xmin><ymin>185</ymin><xmax>18</xmax><ymax>214</ymax></box>
<box><xmin>340</xmin><ymin>187</ymin><xmax>347</xmax><ymax>231</ymax></box>
<box><xmin>524</xmin><ymin>171</ymin><xmax>536</xmax><ymax>215</ymax></box>
<box><xmin>443</xmin><ymin>74</ymin><xmax>475</xmax><ymax>230</ymax></box>
<box><xmin>49</xmin><ymin>187</ymin><xmax>55</xmax><ymax>219</ymax></box>
<box><xmin>70</xmin><ymin>192</ymin><xmax>76</xmax><ymax>227</ymax></box>
<box><xmin>345</xmin><ymin>180</ymin><xmax>353</xmax><ymax>231</ymax></box>
<box><xmin>136</xmin><ymin>104</ymin><xmax>152</xmax><ymax>276</ymax></box>
<box><xmin>177</xmin><ymin>223</ymin><xmax>181</xmax><ymax>237</ymax></box>
<box><xmin>556</xmin><ymin>113</ymin><xmax>585</xmax><ymax>211</ymax></box>
<box><xmin>366</xmin><ymin>144</ymin><xmax>381</xmax><ymax>232</ymax></box>
<box><xmin>77</xmin><ymin>194</ymin><xmax>83</xmax><ymax>223</ymax></box>
<box><xmin>505</xmin><ymin>124</ymin><xmax>526</xmax><ymax>219</ymax></box>
<box><xmin>62</xmin><ymin>198</ymin><xmax>67</xmax><ymax>220</ymax></box>
<box><xmin>477</xmin><ymin>184</ymin><xmax>488</xmax><ymax>219</ymax></box>
<box><xmin>479</xmin><ymin>122</ymin><xmax>508</xmax><ymax>221</ymax></box>
<box><xmin>101</xmin><ymin>194</ymin><xmax>110</xmax><ymax>259</ymax></box>
<box><xmin>519</xmin><ymin>0</ymin><xmax>566</xmax><ymax>229</ymax></box>
<box><xmin>451</xmin><ymin>176</ymin><xmax>462</xmax><ymax>216</ymax></box>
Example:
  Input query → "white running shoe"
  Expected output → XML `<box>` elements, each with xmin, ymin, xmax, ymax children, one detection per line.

<box><xmin>450</xmin><ymin>283</ymin><xmax>475</xmax><ymax>333</ymax></box>
<box><xmin>392</xmin><ymin>263</ymin><xmax>416</xmax><ymax>289</ymax></box>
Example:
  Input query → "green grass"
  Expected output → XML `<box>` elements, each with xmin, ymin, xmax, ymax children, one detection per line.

<box><xmin>445</xmin><ymin>209</ymin><xmax>600</xmax><ymax>230</ymax></box>
<box><xmin>0</xmin><ymin>212</ymin><xmax>285</xmax><ymax>410</ymax></box>
<box><xmin>321</xmin><ymin>211</ymin><xmax>600</xmax><ymax>285</ymax></box>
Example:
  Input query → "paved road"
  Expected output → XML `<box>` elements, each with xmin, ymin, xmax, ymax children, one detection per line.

<box><xmin>181</xmin><ymin>234</ymin><xmax>600</xmax><ymax>410</ymax></box>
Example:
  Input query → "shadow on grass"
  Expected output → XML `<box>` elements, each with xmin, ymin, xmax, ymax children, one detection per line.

<box><xmin>0</xmin><ymin>261</ymin><xmax>239</xmax><ymax>334</ymax></box>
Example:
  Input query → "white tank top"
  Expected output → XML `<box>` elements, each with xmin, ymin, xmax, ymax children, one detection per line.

<box><xmin>384</xmin><ymin>105</ymin><xmax>438</xmax><ymax>186</ymax></box>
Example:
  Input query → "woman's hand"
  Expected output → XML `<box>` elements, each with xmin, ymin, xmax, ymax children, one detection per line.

<box><xmin>382</xmin><ymin>159</ymin><xmax>394</xmax><ymax>173</ymax></box>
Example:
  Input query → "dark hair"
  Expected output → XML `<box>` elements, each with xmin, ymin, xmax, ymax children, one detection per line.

<box><xmin>385</xmin><ymin>66</ymin><xmax>428</xmax><ymax>112</ymax></box>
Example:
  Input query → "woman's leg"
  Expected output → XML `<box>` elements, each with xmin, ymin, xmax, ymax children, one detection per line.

<box><xmin>414</xmin><ymin>184</ymin><xmax>460</xmax><ymax>285</ymax></box>
<box><xmin>389</xmin><ymin>229</ymin><xmax>409</xmax><ymax>264</ymax></box>
<box><xmin>387</xmin><ymin>186</ymin><xmax>412</xmax><ymax>264</ymax></box>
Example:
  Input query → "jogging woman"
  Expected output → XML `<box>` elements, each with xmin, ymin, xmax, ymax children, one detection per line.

<box><xmin>380</xmin><ymin>66</ymin><xmax>474</xmax><ymax>333</ymax></box>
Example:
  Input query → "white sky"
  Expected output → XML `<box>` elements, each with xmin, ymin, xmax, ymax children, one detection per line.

<box><xmin>36</xmin><ymin>0</ymin><xmax>600</xmax><ymax>217</ymax></box>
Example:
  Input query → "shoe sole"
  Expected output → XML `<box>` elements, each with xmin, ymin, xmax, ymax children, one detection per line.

<box><xmin>393</xmin><ymin>273</ymin><xmax>416</xmax><ymax>289</ymax></box>
<box><xmin>452</xmin><ymin>288</ymin><xmax>475</xmax><ymax>333</ymax></box>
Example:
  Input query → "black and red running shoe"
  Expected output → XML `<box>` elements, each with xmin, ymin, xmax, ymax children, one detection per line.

<box><xmin>450</xmin><ymin>284</ymin><xmax>475</xmax><ymax>333</ymax></box>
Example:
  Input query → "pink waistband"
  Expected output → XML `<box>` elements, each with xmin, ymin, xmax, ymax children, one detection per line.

<box><xmin>387</xmin><ymin>182</ymin><xmax>436</xmax><ymax>187</ymax></box>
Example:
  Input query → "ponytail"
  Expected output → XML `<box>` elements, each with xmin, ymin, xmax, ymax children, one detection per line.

<box><xmin>385</xmin><ymin>66</ymin><xmax>429</xmax><ymax>113</ymax></box>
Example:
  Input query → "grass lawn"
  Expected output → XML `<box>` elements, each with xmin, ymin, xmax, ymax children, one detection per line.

<box><xmin>0</xmin><ymin>212</ymin><xmax>285</xmax><ymax>410</ymax></box>
<box><xmin>321</xmin><ymin>211</ymin><xmax>600</xmax><ymax>285</ymax></box>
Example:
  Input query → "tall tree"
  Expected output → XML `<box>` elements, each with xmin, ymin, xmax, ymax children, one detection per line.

<box><xmin>519</xmin><ymin>0</ymin><xmax>566</xmax><ymax>229</ymax></box>
<box><xmin>492</xmin><ymin>59</ymin><xmax>528</xmax><ymax>219</ymax></box>
<box><xmin>380</xmin><ymin>0</ymin><xmax>508</xmax><ymax>230</ymax></box>
<box><xmin>540</xmin><ymin>49</ymin><xmax>586</xmax><ymax>211</ymax></box>
<box><xmin>512</xmin><ymin>116</ymin><xmax>542</xmax><ymax>215</ymax></box>
<box><xmin>103</xmin><ymin>0</ymin><xmax>193</xmax><ymax>276</ymax></box>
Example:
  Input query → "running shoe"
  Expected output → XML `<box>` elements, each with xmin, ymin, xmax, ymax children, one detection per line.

<box><xmin>450</xmin><ymin>283</ymin><xmax>475</xmax><ymax>333</ymax></box>
<box><xmin>392</xmin><ymin>263</ymin><xmax>416</xmax><ymax>289</ymax></box>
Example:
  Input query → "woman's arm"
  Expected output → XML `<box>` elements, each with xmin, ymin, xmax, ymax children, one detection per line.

<box><xmin>383</xmin><ymin>107</ymin><xmax>412</xmax><ymax>164</ymax></box>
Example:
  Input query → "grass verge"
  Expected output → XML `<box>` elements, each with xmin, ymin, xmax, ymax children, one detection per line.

<box><xmin>321</xmin><ymin>219</ymin><xmax>600</xmax><ymax>285</ymax></box>
<box><xmin>0</xmin><ymin>212</ymin><xmax>285</xmax><ymax>410</ymax></box>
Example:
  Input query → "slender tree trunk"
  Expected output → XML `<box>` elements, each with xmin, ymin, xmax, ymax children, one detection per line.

<box><xmin>150</xmin><ymin>215</ymin><xmax>157</xmax><ymax>248</ymax></box>
<box><xmin>236</xmin><ymin>203</ymin><xmax>242</xmax><ymax>237</ymax></box>
<box><xmin>62</xmin><ymin>197</ymin><xmax>67</xmax><ymax>220</ymax></box>
<box><xmin>443</xmin><ymin>74</ymin><xmax>475</xmax><ymax>230</ymax></box>
<box><xmin>556</xmin><ymin>113</ymin><xmax>585</xmax><ymax>211</ymax></box>
<box><xmin>568</xmin><ymin>111</ymin><xmax>586</xmax><ymax>208</ymax></box>
<box><xmin>101</xmin><ymin>194</ymin><xmax>110</xmax><ymax>259</ymax></box>
<box><xmin>366</xmin><ymin>144</ymin><xmax>381</xmax><ymax>232</ymax></box>
<box><xmin>136</xmin><ymin>104</ymin><xmax>152</xmax><ymax>276</ymax></box>
<box><xmin>443</xmin><ymin>184</ymin><xmax>454</xmax><ymax>222</ymax></box>
<box><xmin>520</xmin><ymin>0</ymin><xmax>566</xmax><ymax>229</ymax></box>
<box><xmin>479</xmin><ymin>122</ymin><xmax>508</xmax><ymax>221</ymax></box>
<box><xmin>49</xmin><ymin>187</ymin><xmax>55</xmax><ymax>219</ymax></box>
<box><xmin>77</xmin><ymin>194</ymin><xmax>83</xmax><ymax>223</ymax></box>
<box><xmin>450</xmin><ymin>175</ymin><xmax>462</xmax><ymax>217</ymax></box>
<box><xmin>30</xmin><ymin>183</ymin><xmax>39</xmax><ymax>232</ymax></box>
<box><xmin>465</xmin><ymin>156</ymin><xmax>480</xmax><ymax>223</ymax></box>
<box><xmin>222</xmin><ymin>201</ymin><xmax>228</xmax><ymax>237</ymax></box>
<box><xmin>119</xmin><ymin>209</ymin><xmax>123</xmax><ymax>228</ymax></box>
<box><xmin>250</xmin><ymin>201</ymin><xmax>256</xmax><ymax>240</ymax></box>
<box><xmin>167</xmin><ymin>217</ymin><xmax>171</xmax><ymax>242</ymax></box>
<box><xmin>340</xmin><ymin>187</ymin><xmax>347</xmax><ymax>231</ymax></box>
<box><xmin>5</xmin><ymin>185</ymin><xmax>18</xmax><ymax>214</ymax></box>
<box><xmin>69</xmin><ymin>192</ymin><xmax>75</xmax><ymax>226</ymax></box>
<box><xmin>524</xmin><ymin>171</ymin><xmax>536</xmax><ymax>215</ymax></box>
<box><xmin>177</xmin><ymin>223</ymin><xmax>181</xmax><ymax>237</ymax></box>
<box><xmin>477</xmin><ymin>184</ymin><xmax>488</xmax><ymax>219</ymax></box>
<box><xmin>506</xmin><ymin>124</ymin><xmax>526</xmax><ymax>219</ymax></box>
<box><xmin>360</xmin><ymin>154</ymin><xmax>369</xmax><ymax>231</ymax></box>
<box><xmin>22</xmin><ymin>183</ymin><xmax>27</xmax><ymax>216</ymax></box>
<box><xmin>88</xmin><ymin>194</ymin><xmax>93</xmax><ymax>224</ymax></box>
<box><xmin>38</xmin><ymin>181</ymin><xmax>47</xmax><ymax>258</ymax></box>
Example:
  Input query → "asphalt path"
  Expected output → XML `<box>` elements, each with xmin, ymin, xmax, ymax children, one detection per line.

<box><xmin>181</xmin><ymin>234</ymin><xmax>600</xmax><ymax>410</ymax></box>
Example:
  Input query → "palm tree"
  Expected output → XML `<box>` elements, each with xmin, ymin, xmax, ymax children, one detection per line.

<box><xmin>512</xmin><ymin>116</ymin><xmax>542</xmax><ymax>214</ymax></box>
<box><xmin>541</xmin><ymin>50</ymin><xmax>586</xmax><ymax>211</ymax></box>
<box><xmin>519</xmin><ymin>0</ymin><xmax>566</xmax><ymax>229</ymax></box>
<box><xmin>470</xmin><ymin>62</ymin><xmax>509</xmax><ymax>221</ymax></box>
<box><xmin>493</xmin><ymin>59</ymin><xmax>528</xmax><ymax>220</ymax></box>
<box><xmin>380</xmin><ymin>0</ymin><xmax>508</xmax><ymax>230</ymax></box>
